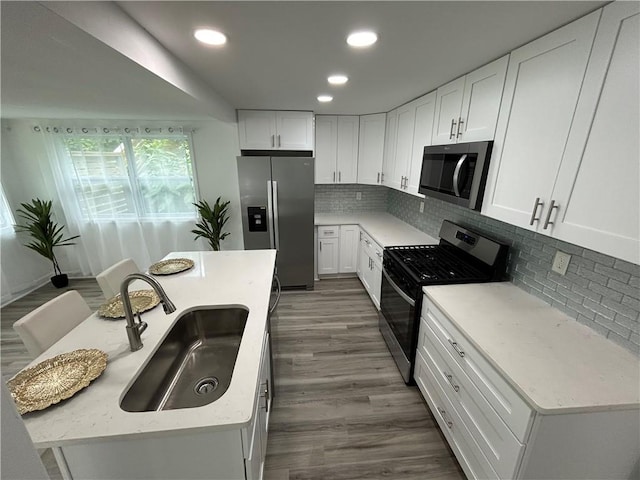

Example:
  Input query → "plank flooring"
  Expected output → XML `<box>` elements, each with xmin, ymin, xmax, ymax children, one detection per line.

<box><xmin>1</xmin><ymin>277</ymin><xmax>464</xmax><ymax>480</ymax></box>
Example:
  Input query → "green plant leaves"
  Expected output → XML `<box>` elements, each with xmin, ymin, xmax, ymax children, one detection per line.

<box><xmin>14</xmin><ymin>198</ymin><xmax>79</xmax><ymax>275</ymax></box>
<box><xmin>192</xmin><ymin>197</ymin><xmax>231</xmax><ymax>251</ymax></box>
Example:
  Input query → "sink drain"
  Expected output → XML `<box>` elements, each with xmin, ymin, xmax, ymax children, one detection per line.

<box><xmin>194</xmin><ymin>377</ymin><xmax>219</xmax><ymax>395</ymax></box>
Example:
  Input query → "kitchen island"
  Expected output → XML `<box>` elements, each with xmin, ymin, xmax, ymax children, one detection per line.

<box><xmin>18</xmin><ymin>250</ymin><xmax>276</xmax><ymax>480</ymax></box>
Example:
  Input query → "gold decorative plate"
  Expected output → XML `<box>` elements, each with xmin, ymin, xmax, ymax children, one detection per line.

<box><xmin>149</xmin><ymin>258</ymin><xmax>195</xmax><ymax>276</ymax></box>
<box><xmin>97</xmin><ymin>289</ymin><xmax>160</xmax><ymax>319</ymax></box>
<box><xmin>8</xmin><ymin>349</ymin><xmax>108</xmax><ymax>415</ymax></box>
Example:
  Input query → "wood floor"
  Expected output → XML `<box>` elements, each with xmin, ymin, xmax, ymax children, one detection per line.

<box><xmin>1</xmin><ymin>277</ymin><xmax>464</xmax><ymax>480</ymax></box>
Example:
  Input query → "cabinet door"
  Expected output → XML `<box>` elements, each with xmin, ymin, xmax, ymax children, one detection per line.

<box><xmin>276</xmin><ymin>111</ymin><xmax>314</xmax><ymax>150</ymax></box>
<box><xmin>238</xmin><ymin>110</ymin><xmax>277</xmax><ymax>150</ymax></box>
<box><xmin>551</xmin><ymin>2</ymin><xmax>640</xmax><ymax>264</ymax></box>
<box><xmin>336</xmin><ymin>116</ymin><xmax>359</xmax><ymax>183</ymax></box>
<box><xmin>357</xmin><ymin>113</ymin><xmax>386</xmax><ymax>185</ymax></box>
<box><xmin>370</xmin><ymin>262</ymin><xmax>382</xmax><ymax>310</ymax></box>
<box><xmin>382</xmin><ymin>109</ymin><xmax>398</xmax><ymax>186</ymax></box>
<box><xmin>392</xmin><ymin>102</ymin><xmax>417</xmax><ymax>191</ymax></box>
<box><xmin>315</xmin><ymin>115</ymin><xmax>337</xmax><ymax>184</ymax></box>
<box><xmin>339</xmin><ymin>225</ymin><xmax>359</xmax><ymax>273</ymax></box>
<box><xmin>433</xmin><ymin>77</ymin><xmax>465</xmax><ymax>145</ymax></box>
<box><xmin>407</xmin><ymin>92</ymin><xmax>437</xmax><ymax>194</ymax></box>
<box><xmin>459</xmin><ymin>55</ymin><xmax>509</xmax><ymax>143</ymax></box>
<box><xmin>358</xmin><ymin>246</ymin><xmax>372</xmax><ymax>291</ymax></box>
<box><xmin>259</xmin><ymin>333</ymin><xmax>271</xmax><ymax>462</ymax></box>
<box><xmin>318</xmin><ymin>238</ymin><xmax>339</xmax><ymax>275</ymax></box>
<box><xmin>482</xmin><ymin>12</ymin><xmax>600</xmax><ymax>231</ymax></box>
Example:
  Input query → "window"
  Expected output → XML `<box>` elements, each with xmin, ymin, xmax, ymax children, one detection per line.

<box><xmin>62</xmin><ymin>134</ymin><xmax>197</xmax><ymax>220</ymax></box>
<box><xmin>0</xmin><ymin>186</ymin><xmax>15</xmax><ymax>231</ymax></box>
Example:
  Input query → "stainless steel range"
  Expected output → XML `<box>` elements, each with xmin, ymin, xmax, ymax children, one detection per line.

<box><xmin>379</xmin><ymin>220</ymin><xmax>508</xmax><ymax>383</ymax></box>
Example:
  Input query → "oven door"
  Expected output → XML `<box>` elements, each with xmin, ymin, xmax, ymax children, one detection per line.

<box><xmin>379</xmin><ymin>264</ymin><xmax>419</xmax><ymax>383</ymax></box>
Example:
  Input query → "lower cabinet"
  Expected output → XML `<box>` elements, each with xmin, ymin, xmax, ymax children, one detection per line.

<box><xmin>57</xmin><ymin>331</ymin><xmax>273</xmax><ymax>480</ymax></box>
<box><xmin>317</xmin><ymin>225</ymin><xmax>359</xmax><ymax>276</ymax></box>
<box><xmin>356</xmin><ymin>230</ymin><xmax>383</xmax><ymax>309</ymax></box>
<box><xmin>415</xmin><ymin>296</ymin><xmax>639</xmax><ymax>480</ymax></box>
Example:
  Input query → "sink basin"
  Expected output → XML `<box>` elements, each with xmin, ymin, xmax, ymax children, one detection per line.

<box><xmin>120</xmin><ymin>306</ymin><xmax>248</xmax><ymax>412</ymax></box>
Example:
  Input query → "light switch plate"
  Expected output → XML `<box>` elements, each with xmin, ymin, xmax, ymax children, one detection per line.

<box><xmin>356</xmin><ymin>192</ymin><xmax>362</xmax><ymax>200</ymax></box>
<box><xmin>552</xmin><ymin>250</ymin><xmax>571</xmax><ymax>275</ymax></box>
<box><xmin>419</xmin><ymin>202</ymin><xmax>424</xmax><ymax>213</ymax></box>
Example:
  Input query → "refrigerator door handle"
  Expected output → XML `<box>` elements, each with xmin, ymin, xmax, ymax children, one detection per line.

<box><xmin>272</xmin><ymin>180</ymin><xmax>281</xmax><ymax>251</ymax></box>
<box><xmin>266</xmin><ymin>181</ymin><xmax>276</xmax><ymax>249</ymax></box>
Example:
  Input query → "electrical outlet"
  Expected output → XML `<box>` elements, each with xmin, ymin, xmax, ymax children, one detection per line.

<box><xmin>552</xmin><ymin>250</ymin><xmax>571</xmax><ymax>275</ymax></box>
<box><xmin>356</xmin><ymin>192</ymin><xmax>362</xmax><ymax>200</ymax></box>
<box><xmin>419</xmin><ymin>201</ymin><xmax>424</xmax><ymax>213</ymax></box>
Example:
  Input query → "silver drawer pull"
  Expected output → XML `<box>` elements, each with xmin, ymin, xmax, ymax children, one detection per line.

<box><xmin>438</xmin><ymin>408</ymin><xmax>453</xmax><ymax>429</ymax></box>
<box><xmin>376</xmin><ymin>251</ymin><xmax>382</xmax><ymax>258</ymax></box>
<box><xmin>444</xmin><ymin>372</ymin><xmax>460</xmax><ymax>392</ymax></box>
<box><xmin>448</xmin><ymin>338</ymin><xmax>465</xmax><ymax>358</ymax></box>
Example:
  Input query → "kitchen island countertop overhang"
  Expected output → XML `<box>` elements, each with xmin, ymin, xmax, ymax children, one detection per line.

<box><xmin>18</xmin><ymin>250</ymin><xmax>277</xmax><ymax>448</ymax></box>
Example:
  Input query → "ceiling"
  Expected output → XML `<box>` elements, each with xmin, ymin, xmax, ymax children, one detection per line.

<box><xmin>2</xmin><ymin>1</ymin><xmax>608</xmax><ymax>119</ymax></box>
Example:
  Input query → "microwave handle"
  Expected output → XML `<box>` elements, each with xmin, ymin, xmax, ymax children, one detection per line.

<box><xmin>452</xmin><ymin>154</ymin><xmax>468</xmax><ymax>197</ymax></box>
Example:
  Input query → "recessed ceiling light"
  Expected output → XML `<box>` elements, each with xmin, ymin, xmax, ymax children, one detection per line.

<box><xmin>317</xmin><ymin>95</ymin><xmax>333</xmax><ymax>103</ymax></box>
<box><xmin>194</xmin><ymin>29</ymin><xmax>227</xmax><ymax>46</ymax></box>
<box><xmin>328</xmin><ymin>75</ymin><xmax>349</xmax><ymax>85</ymax></box>
<box><xmin>347</xmin><ymin>31</ymin><xmax>378</xmax><ymax>47</ymax></box>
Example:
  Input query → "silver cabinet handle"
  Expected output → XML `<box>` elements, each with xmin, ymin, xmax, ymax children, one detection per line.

<box><xmin>543</xmin><ymin>200</ymin><xmax>559</xmax><ymax>230</ymax></box>
<box><xmin>381</xmin><ymin>172</ymin><xmax>385</xmax><ymax>183</ymax></box>
<box><xmin>529</xmin><ymin>197</ymin><xmax>544</xmax><ymax>226</ymax></box>
<box><xmin>277</xmin><ymin>134</ymin><xmax>281</xmax><ymax>147</ymax></box>
<box><xmin>262</xmin><ymin>379</ymin><xmax>270</xmax><ymax>412</ymax></box>
<box><xmin>319</xmin><ymin>241</ymin><xmax>322</xmax><ymax>251</ymax></box>
<box><xmin>438</xmin><ymin>408</ymin><xmax>453</xmax><ymax>429</ymax></box>
<box><xmin>456</xmin><ymin>117</ymin><xmax>464</xmax><ymax>138</ymax></box>
<box><xmin>333</xmin><ymin>171</ymin><xmax>336</xmax><ymax>183</ymax></box>
<box><xmin>449</xmin><ymin>118</ymin><xmax>457</xmax><ymax>140</ymax></box>
<box><xmin>447</xmin><ymin>338</ymin><xmax>465</xmax><ymax>358</ymax></box>
<box><xmin>271</xmin><ymin>135</ymin><xmax>275</xmax><ymax>147</ymax></box>
<box><xmin>377</xmin><ymin>172</ymin><xmax>380</xmax><ymax>183</ymax></box>
<box><xmin>452</xmin><ymin>154</ymin><xmax>468</xmax><ymax>198</ymax></box>
<box><xmin>339</xmin><ymin>171</ymin><xmax>341</xmax><ymax>182</ymax></box>
<box><xmin>376</xmin><ymin>251</ymin><xmax>382</xmax><ymax>258</ymax></box>
<box><xmin>444</xmin><ymin>372</ymin><xmax>460</xmax><ymax>392</ymax></box>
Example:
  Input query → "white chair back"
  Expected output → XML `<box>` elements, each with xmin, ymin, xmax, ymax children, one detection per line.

<box><xmin>96</xmin><ymin>258</ymin><xmax>140</xmax><ymax>299</ymax></box>
<box><xmin>13</xmin><ymin>290</ymin><xmax>92</xmax><ymax>358</ymax></box>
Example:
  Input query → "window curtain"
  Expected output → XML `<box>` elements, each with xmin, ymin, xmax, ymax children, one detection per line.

<box><xmin>38</xmin><ymin>126</ymin><xmax>207</xmax><ymax>276</ymax></box>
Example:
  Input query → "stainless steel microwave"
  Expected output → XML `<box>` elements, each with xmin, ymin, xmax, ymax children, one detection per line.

<box><xmin>418</xmin><ymin>141</ymin><xmax>493</xmax><ymax>211</ymax></box>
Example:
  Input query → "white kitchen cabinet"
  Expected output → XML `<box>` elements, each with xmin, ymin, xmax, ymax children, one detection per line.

<box><xmin>356</xmin><ymin>229</ymin><xmax>383</xmax><ymax>309</ymax></box>
<box><xmin>433</xmin><ymin>56</ymin><xmax>508</xmax><ymax>145</ymax></box>
<box><xmin>407</xmin><ymin>92</ymin><xmax>437</xmax><ymax>194</ymax></box>
<box><xmin>550</xmin><ymin>2</ymin><xmax>640</xmax><ymax>264</ymax></box>
<box><xmin>381</xmin><ymin>108</ymin><xmax>398</xmax><ymax>187</ymax></box>
<box><xmin>238</xmin><ymin>110</ymin><xmax>314</xmax><ymax>151</ymax></box>
<box><xmin>389</xmin><ymin>102</ymin><xmax>416</xmax><ymax>191</ymax></box>
<box><xmin>416</xmin><ymin>287</ymin><xmax>640</xmax><ymax>480</ymax></box>
<box><xmin>317</xmin><ymin>226</ymin><xmax>339</xmax><ymax>275</ymax></box>
<box><xmin>357</xmin><ymin>113</ymin><xmax>386</xmax><ymax>185</ymax></box>
<box><xmin>315</xmin><ymin>115</ymin><xmax>359</xmax><ymax>184</ymax></box>
<box><xmin>483</xmin><ymin>5</ymin><xmax>639</xmax><ymax>264</ymax></box>
<box><xmin>339</xmin><ymin>225</ymin><xmax>359</xmax><ymax>273</ymax></box>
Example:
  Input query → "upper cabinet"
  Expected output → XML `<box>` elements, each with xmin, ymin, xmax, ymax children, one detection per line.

<box><xmin>483</xmin><ymin>4</ymin><xmax>639</xmax><ymax>264</ymax></box>
<box><xmin>238</xmin><ymin>110</ymin><xmax>314</xmax><ymax>151</ymax></box>
<box><xmin>433</xmin><ymin>56</ymin><xmax>509</xmax><ymax>145</ymax></box>
<box><xmin>315</xmin><ymin>115</ymin><xmax>359</xmax><ymax>184</ymax></box>
<box><xmin>407</xmin><ymin>92</ymin><xmax>437</xmax><ymax>194</ymax></box>
<box><xmin>382</xmin><ymin>109</ymin><xmax>398</xmax><ymax>187</ymax></box>
<box><xmin>357</xmin><ymin>113</ymin><xmax>386</xmax><ymax>186</ymax></box>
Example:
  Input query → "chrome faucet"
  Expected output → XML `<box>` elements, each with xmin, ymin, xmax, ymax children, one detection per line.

<box><xmin>120</xmin><ymin>273</ymin><xmax>176</xmax><ymax>351</ymax></box>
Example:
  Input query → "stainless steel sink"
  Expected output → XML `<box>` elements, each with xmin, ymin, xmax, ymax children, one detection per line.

<box><xmin>120</xmin><ymin>307</ymin><xmax>248</xmax><ymax>412</ymax></box>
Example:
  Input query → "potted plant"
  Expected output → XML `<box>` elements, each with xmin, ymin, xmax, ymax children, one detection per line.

<box><xmin>14</xmin><ymin>198</ymin><xmax>79</xmax><ymax>288</ymax></box>
<box><xmin>192</xmin><ymin>197</ymin><xmax>231</xmax><ymax>251</ymax></box>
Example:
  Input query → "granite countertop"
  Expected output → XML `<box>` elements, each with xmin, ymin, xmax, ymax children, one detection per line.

<box><xmin>20</xmin><ymin>250</ymin><xmax>276</xmax><ymax>448</ymax></box>
<box><xmin>423</xmin><ymin>282</ymin><xmax>640</xmax><ymax>414</ymax></box>
<box><xmin>315</xmin><ymin>212</ymin><xmax>438</xmax><ymax>246</ymax></box>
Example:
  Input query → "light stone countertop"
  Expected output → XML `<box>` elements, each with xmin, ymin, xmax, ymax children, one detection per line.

<box><xmin>315</xmin><ymin>212</ymin><xmax>438</xmax><ymax>246</ymax></box>
<box><xmin>20</xmin><ymin>250</ymin><xmax>276</xmax><ymax>448</ymax></box>
<box><xmin>423</xmin><ymin>282</ymin><xmax>640</xmax><ymax>414</ymax></box>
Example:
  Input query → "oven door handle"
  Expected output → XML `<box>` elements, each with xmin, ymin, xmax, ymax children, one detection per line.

<box><xmin>383</xmin><ymin>269</ymin><xmax>415</xmax><ymax>307</ymax></box>
<box><xmin>452</xmin><ymin>154</ymin><xmax>468</xmax><ymax>198</ymax></box>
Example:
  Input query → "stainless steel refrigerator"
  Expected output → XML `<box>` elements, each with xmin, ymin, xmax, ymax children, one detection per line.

<box><xmin>237</xmin><ymin>156</ymin><xmax>314</xmax><ymax>289</ymax></box>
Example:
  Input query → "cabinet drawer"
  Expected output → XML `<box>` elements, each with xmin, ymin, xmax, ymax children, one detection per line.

<box><xmin>422</xmin><ymin>298</ymin><xmax>533</xmax><ymax>441</ymax></box>
<box><xmin>360</xmin><ymin>230</ymin><xmax>383</xmax><ymax>267</ymax></box>
<box><xmin>415</xmin><ymin>351</ymin><xmax>499</xmax><ymax>480</ymax></box>
<box><xmin>318</xmin><ymin>225</ymin><xmax>339</xmax><ymax>238</ymax></box>
<box><xmin>418</xmin><ymin>318</ymin><xmax>524</xmax><ymax>478</ymax></box>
